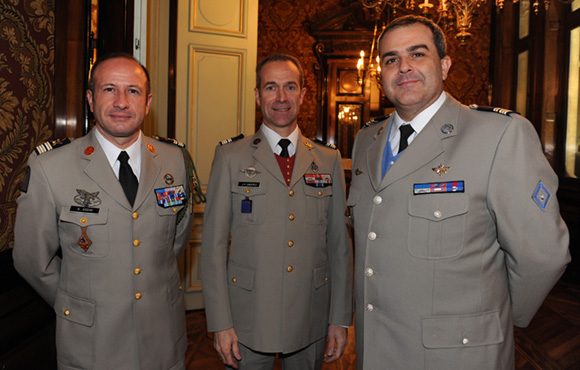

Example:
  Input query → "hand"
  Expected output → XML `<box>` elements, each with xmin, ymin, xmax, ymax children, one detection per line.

<box><xmin>323</xmin><ymin>324</ymin><xmax>348</xmax><ymax>363</ymax></box>
<box><xmin>213</xmin><ymin>328</ymin><xmax>242</xmax><ymax>369</ymax></box>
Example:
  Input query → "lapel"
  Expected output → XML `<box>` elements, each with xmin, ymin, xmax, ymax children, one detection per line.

<box><xmin>289</xmin><ymin>134</ymin><xmax>315</xmax><ymax>189</ymax></box>
<box><xmin>376</xmin><ymin>95</ymin><xmax>461</xmax><ymax>192</ymax></box>
<box><xmin>366</xmin><ymin>116</ymin><xmax>394</xmax><ymax>191</ymax></box>
<box><xmin>81</xmin><ymin>129</ymin><xmax>131</xmax><ymax>209</ymax></box>
<box><xmin>133</xmin><ymin>136</ymin><xmax>161</xmax><ymax>209</ymax></box>
<box><xmin>251</xmin><ymin>129</ymin><xmax>288</xmax><ymax>187</ymax></box>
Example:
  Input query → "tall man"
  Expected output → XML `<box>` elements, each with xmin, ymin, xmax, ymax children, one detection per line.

<box><xmin>13</xmin><ymin>53</ymin><xmax>195</xmax><ymax>370</ymax></box>
<box><xmin>201</xmin><ymin>54</ymin><xmax>353</xmax><ymax>370</ymax></box>
<box><xmin>348</xmin><ymin>16</ymin><xmax>570</xmax><ymax>370</ymax></box>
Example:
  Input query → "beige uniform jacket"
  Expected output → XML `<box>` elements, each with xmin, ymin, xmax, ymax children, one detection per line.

<box><xmin>201</xmin><ymin>127</ymin><xmax>353</xmax><ymax>354</ymax></box>
<box><xmin>348</xmin><ymin>95</ymin><xmax>570</xmax><ymax>370</ymax></box>
<box><xmin>13</xmin><ymin>128</ymin><xmax>193</xmax><ymax>370</ymax></box>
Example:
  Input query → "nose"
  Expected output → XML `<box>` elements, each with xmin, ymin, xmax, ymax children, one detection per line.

<box><xmin>276</xmin><ymin>89</ymin><xmax>287</xmax><ymax>102</ymax></box>
<box><xmin>399</xmin><ymin>57</ymin><xmax>412</xmax><ymax>74</ymax></box>
<box><xmin>114</xmin><ymin>91</ymin><xmax>129</xmax><ymax>109</ymax></box>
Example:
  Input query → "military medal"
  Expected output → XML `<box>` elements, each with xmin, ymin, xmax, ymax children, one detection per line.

<box><xmin>311</xmin><ymin>162</ymin><xmax>319</xmax><ymax>173</ymax></box>
<box><xmin>164</xmin><ymin>173</ymin><xmax>174</xmax><ymax>185</ymax></box>
<box><xmin>77</xmin><ymin>226</ymin><xmax>92</xmax><ymax>252</ymax></box>
<box><xmin>304</xmin><ymin>174</ymin><xmax>332</xmax><ymax>187</ymax></box>
<box><xmin>432</xmin><ymin>163</ymin><xmax>450</xmax><ymax>176</ymax></box>
<box><xmin>155</xmin><ymin>185</ymin><xmax>187</xmax><ymax>208</ymax></box>
<box><xmin>241</xmin><ymin>166</ymin><xmax>260</xmax><ymax>178</ymax></box>
<box><xmin>414</xmin><ymin>181</ymin><xmax>464</xmax><ymax>195</ymax></box>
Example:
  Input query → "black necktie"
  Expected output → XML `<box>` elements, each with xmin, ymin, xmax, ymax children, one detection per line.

<box><xmin>399</xmin><ymin>124</ymin><xmax>415</xmax><ymax>153</ymax></box>
<box><xmin>118</xmin><ymin>151</ymin><xmax>138</xmax><ymax>206</ymax></box>
<box><xmin>278</xmin><ymin>139</ymin><xmax>291</xmax><ymax>158</ymax></box>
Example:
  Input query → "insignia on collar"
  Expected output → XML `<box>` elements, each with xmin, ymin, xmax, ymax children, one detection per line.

<box><xmin>363</xmin><ymin>114</ymin><xmax>391</xmax><ymax>129</ymax></box>
<box><xmin>441</xmin><ymin>124</ymin><xmax>454</xmax><ymax>134</ymax></box>
<box><xmin>34</xmin><ymin>138</ymin><xmax>73</xmax><ymax>155</ymax></box>
<box><xmin>432</xmin><ymin>163</ymin><xmax>450</xmax><ymax>176</ymax></box>
<box><xmin>469</xmin><ymin>104</ymin><xmax>519</xmax><ymax>116</ymax></box>
<box><xmin>355</xmin><ymin>168</ymin><xmax>364</xmax><ymax>176</ymax></box>
<box><xmin>219</xmin><ymin>134</ymin><xmax>244</xmax><ymax>146</ymax></box>
<box><xmin>84</xmin><ymin>146</ymin><xmax>94</xmax><ymax>155</ymax></box>
<box><xmin>74</xmin><ymin>189</ymin><xmax>102</xmax><ymax>207</ymax></box>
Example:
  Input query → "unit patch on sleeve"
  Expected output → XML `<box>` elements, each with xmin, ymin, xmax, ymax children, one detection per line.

<box><xmin>532</xmin><ymin>181</ymin><xmax>551</xmax><ymax>211</ymax></box>
<box><xmin>413</xmin><ymin>181</ymin><xmax>465</xmax><ymax>195</ymax></box>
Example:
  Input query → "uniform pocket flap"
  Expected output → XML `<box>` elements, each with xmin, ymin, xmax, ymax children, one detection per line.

<box><xmin>54</xmin><ymin>290</ymin><xmax>95</xmax><ymax>327</ymax></box>
<box><xmin>60</xmin><ymin>207</ymin><xmax>108</xmax><ymax>226</ymax></box>
<box><xmin>346</xmin><ymin>187</ymin><xmax>361</xmax><ymax>207</ymax></box>
<box><xmin>227</xmin><ymin>264</ymin><xmax>255</xmax><ymax>291</ymax></box>
<box><xmin>313</xmin><ymin>264</ymin><xmax>330</xmax><ymax>289</ymax></box>
<box><xmin>408</xmin><ymin>193</ymin><xmax>469</xmax><ymax>221</ymax></box>
<box><xmin>422</xmin><ymin>310</ymin><xmax>504</xmax><ymax>348</ymax></box>
<box><xmin>156</xmin><ymin>203</ymin><xmax>184</xmax><ymax>216</ymax></box>
<box><xmin>304</xmin><ymin>186</ymin><xmax>333</xmax><ymax>198</ymax></box>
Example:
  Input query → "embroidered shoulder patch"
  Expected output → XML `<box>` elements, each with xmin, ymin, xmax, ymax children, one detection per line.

<box><xmin>469</xmin><ymin>104</ymin><xmax>519</xmax><ymax>116</ymax></box>
<box><xmin>219</xmin><ymin>134</ymin><xmax>244</xmax><ymax>146</ymax></box>
<box><xmin>34</xmin><ymin>138</ymin><xmax>73</xmax><ymax>155</ymax></box>
<box><xmin>532</xmin><ymin>181</ymin><xmax>551</xmax><ymax>211</ymax></box>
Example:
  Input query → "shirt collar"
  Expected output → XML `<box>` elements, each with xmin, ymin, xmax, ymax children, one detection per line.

<box><xmin>94</xmin><ymin>128</ymin><xmax>143</xmax><ymax>180</ymax></box>
<box><xmin>392</xmin><ymin>91</ymin><xmax>447</xmax><ymax>138</ymax></box>
<box><xmin>260</xmin><ymin>123</ymin><xmax>300</xmax><ymax>157</ymax></box>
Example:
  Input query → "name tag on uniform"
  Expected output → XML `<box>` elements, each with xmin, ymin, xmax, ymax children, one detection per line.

<box><xmin>70</xmin><ymin>206</ymin><xmax>100</xmax><ymax>213</ymax></box>
<box><xmin>303</xmin><ymin>174</ymin><xmax>332</xmax><ymax>188</ymax></box>
<box><xmin>413</xmin><ymin>181</ymin><xmax>465</xmax><ymax>195</ymax></box>
<box><xmin>155</xmin><ymin>185</ymin><xmax>186</xmax><ymax>208</ymax></box>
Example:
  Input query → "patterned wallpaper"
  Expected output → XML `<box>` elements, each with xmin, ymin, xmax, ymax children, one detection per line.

<box><xmin>257</xmin><ymin>0</ymin><xmax>491</xmax><ymax>138</ymax></box>
<box><xmin>0</xmin><ymin>0</ymin><xmax>54</xmax><ymax>252</ymax></box>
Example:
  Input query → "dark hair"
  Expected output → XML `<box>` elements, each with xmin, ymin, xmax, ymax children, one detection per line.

<box><xmin>88</xmin><ymin>52</ymin><xmax>151</xmax><ymax>94</ymax></box>
<box><xmin>378</xmin><ymin>15</ymin><xmax>447</xmax><ymax>59</ymax></box>
<box><xmin>255</xmin><ymin>53</ymin><xmax>304</xmax><ymax>89</ymax></box>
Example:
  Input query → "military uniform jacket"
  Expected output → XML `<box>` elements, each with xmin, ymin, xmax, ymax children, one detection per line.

<box><xmin>201</xmin><ymin>127</ymin><xmax>353</xmax><ymax>354</ymax></box>
<box><xmin>13</xmin><ymin>128</ymin><xmax>193</xmax><ymax>370</ymax></box>
<box><xmin>348</xmin><ymin>95</ymin><xmax>570</xmax><ymax>370</ymax></box>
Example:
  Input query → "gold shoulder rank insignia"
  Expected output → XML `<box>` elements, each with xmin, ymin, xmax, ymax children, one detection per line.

<box><xmin>310</xmin><ymin>138</ymin><xmax>337</xmax><ymax>150</ymax></box>
<box><xmin>34</xmin><ymin>138</ymin><xmax>73</xmax><ymax>155</ymax></box>
<box><xmin>152</xmin><ymin>135</ymin><xmax>186</xmax><ymax>148</ymax></box>
<box><xmin>219</xmin><ymin>134</ymin><xmax>244</xmax><ymax>146</ymax></box>
<box><xmin>363</xmin><ymin>114</ymin><xmax>391</xmax><ymax>128</ymax></box>
<box><xmin>469</xmin><ymin>104</ymin><xmax>519</xmax><ymax>116</ymax></box>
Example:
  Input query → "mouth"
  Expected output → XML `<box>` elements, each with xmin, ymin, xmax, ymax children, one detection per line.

<box><xmin>273</xmin><ymin>107</ymin><xmax>291</xmax><ymax>112</ymax></box>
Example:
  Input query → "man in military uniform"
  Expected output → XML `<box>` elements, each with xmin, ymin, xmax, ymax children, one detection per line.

<box><xmin>13</xmin><ymin>53</ymin><xmax>195</xmax><ymax>370</ymax></box>
<box><xmin>348</xmin><ymin>16</ymin><xmax>570</xmax><ymax>370</ymax></box>
<box><xmin>201</xmin><ymin>54</ymin><xmax>353</xmax><ymax>370</ymax></box>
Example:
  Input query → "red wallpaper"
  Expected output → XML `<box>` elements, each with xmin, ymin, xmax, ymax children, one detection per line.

<box><xmin>0</xmin><ymin>0</ymin><xmax>54</xmax><ymax>252</ymax></box>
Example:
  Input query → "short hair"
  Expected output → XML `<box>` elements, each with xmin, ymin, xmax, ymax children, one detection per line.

<box><xmin>255</xmin><ymin>53</ymin><xmax>304</xmax><ymax>89</ymax></box>
<box><xmin>378</xmin><ymin>15</ymin><xmax>447</xmax><ymax>59</ymax></box>
<box><xmin>88</xmin><ymin>52</ymin><xmax>151</xmax><ymax>94</ymax></box>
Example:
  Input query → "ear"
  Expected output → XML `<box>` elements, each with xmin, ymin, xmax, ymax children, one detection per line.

<box><xmin>441</xmin><ymin>56</ymin><xmax>452</xmax><ymax>81</ymax></box>
<box><xmin>254</xmin><ymin>87</ymin><xmax>261</xmax><ymax>107</ymax></box>
<box><xmin>299</xmin><ymin>87</ymin><xmax>306</xmax><ymax>105</ymax></box>
<box><xmin>86</xmin><ymin>90</ymin><xmax>94</xmax><ymax>112</ymax></box>
<box><xmin>145</xmin><ymin>93</ymin><xmax>153</xmax><ymax>115</ymax></box>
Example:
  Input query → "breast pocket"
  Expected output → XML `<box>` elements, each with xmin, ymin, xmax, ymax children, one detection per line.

<box><xmin>407</xmin><ymin>194</ymin><xmax>469</xmax><ymax>259</ymax></box>
<box><xmin>59</xmin><ymin>207</ymin><xmax>109</xmax><ymax>257</ymax></box>
<box><xmin>231</xmin><ymin>182</ymin><xmax>268</xmax><ymax>225</ymax></box>
<box><xmin>155</xmin><ymin>204</ymin><xmax>184</xmax><ymax>246</ymax></box>
<box><xmin>304</xmin><ymin>186</ymin><xmax>333</xmax><ymax>224</ymax></box>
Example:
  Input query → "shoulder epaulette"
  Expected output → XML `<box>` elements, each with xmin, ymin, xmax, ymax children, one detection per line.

<box><xmin>219</xmin><ymin>134</ymin><xmax>244</xmax><ymax>146</ymax></box>
<box><xmin>363</xmin><ymin>114</ymin><xmax>391</xmax><ymax>128</ymax></box>
<box><xmin>34</xmin><ymin>138</ymin><xmax>73</xmax><ymax>155</ymax></box>
<box><xmin>311</xmin><ymin>138</ymin><xmax>337</xmax><ymax>150</ymax></box>
<box><xmin>152</xmin><ymin>135</ymin><xmax>186</xmax><ymax>148</ymax></box>
<box><xmin>469</xmin><ymin>104</ymin><xmax>519</xmax><ymax>116</ymax></box>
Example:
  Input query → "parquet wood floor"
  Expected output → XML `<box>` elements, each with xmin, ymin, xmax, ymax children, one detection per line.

<box><xmin>185</xmin><ymin>282</ymin><xmax>580</xmax><ymax>370</ymax></box>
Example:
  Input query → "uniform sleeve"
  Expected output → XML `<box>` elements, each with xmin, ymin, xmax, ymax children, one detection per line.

<box><xmin>327</xmin><ymin>150</ymin><xmax>354</xmax><ymax>327</ymax></box>
<box><xmin>488</xmin><ymin>116</ymin><xmax>570</xmax><ymax>327</ymax></box>
<box><xmin>13</xmin><ymin>153</ymin><xmax>62</xmax><ymax>307</ymax></box>
<box><xmin>200</xmin><ymin>145</ymin><xmax>235</xmax><ymax>332</ymax></box>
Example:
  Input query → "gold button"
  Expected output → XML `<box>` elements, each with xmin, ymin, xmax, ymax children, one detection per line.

<box><xmin>133</xmin><ymin>239</ymin><xmax>140</xmax><ymax>247</ymax></box>
<box><xmin>287</xmin><ymin>266</ymin><xmax>293</xmax><ymax>272</ymax></box>
<box><xmin>325</xmin><ymin>277</ymin><xmax>329</xmax><ymax>282</ymax></box>
<box><xmin>245</xmin><ymin>188</ymin><xmax>251</xmax><ymax>194</ymax></box>
<box><xmin>132</xmin><ymin>212</ymin><xmax>139</xmax><ymax>219</ymax></box>
<box><xmin>179</xmin><ymin>285</ymin><xmax>183</xmax><ymax>291</ymax></box>
<box><xmin>135</xmin><ymin>292</ymin><xmax>142</xmax><ymax>300</ymax></box>
<box><xmin>232</xmin><ymin>278</ymin><xmax>237</xmax><ymax>283</ymax></box>
<box><xmin>288</xmin><ymin>240</ymin><xmax>294</xmax><ymax>247</ymax></box>
<box><xmin>80</xmin><ymin>217</ymin><xmax>87</xmax><ymax>224</ymax></box>
<box><xmin>64</xmin><ymin>310</ymin><xmax>70</xmax><ymax>316</ymax></box>
<box><xmin>134</xmin><ymin>268</ymin><xmax>141</xmax><ymax>275</ymax></box>
<box><xmin>173</xmin><ymin>207</ymin><xmax>178</xmax><ymax>213</ymax></box>
<box><xmin>289</xmin><ymin>214</ymin><xmax>295</xmax><ymax>221</ymax></box>
<box><xmin>318</xmin><ymin>191</ymin><xmax>323</xmax><ymax>196</ymax></box>
<box><xmin>289</xmin><ymin>190</ymin><xmax>295</xmax><ymax>197</ymax></box>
